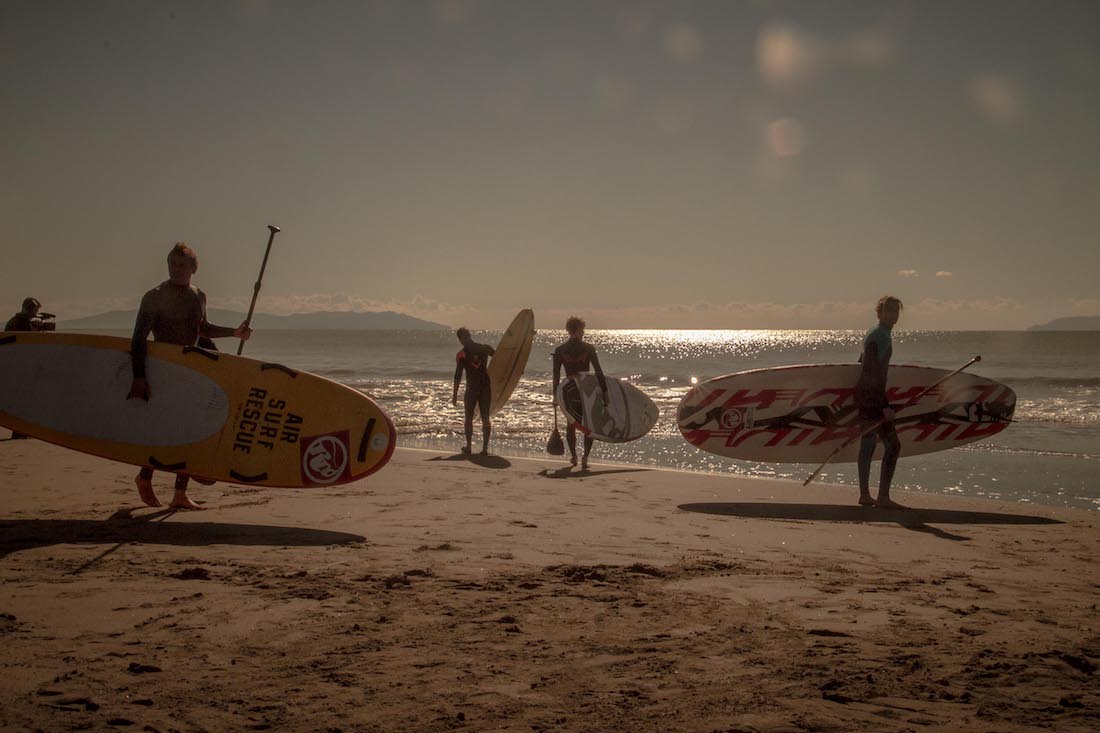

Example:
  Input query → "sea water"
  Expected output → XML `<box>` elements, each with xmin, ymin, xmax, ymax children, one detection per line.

<box><xmin>102</xmin><ymin>329</ymin><xmax>1100</xmax><ymax>510</ymax></box>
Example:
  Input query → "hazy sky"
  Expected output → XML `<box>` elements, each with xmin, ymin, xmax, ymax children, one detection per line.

<box><xmin>3</xmin><ymin>0</ymin><xmax>1098</xmax><ymax>329</ymax></box>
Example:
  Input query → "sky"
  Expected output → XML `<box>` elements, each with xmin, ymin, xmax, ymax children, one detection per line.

<box><xmin>2</xmin><ymin>0</ymin><xmax>1098</xmax><ymax>330</ymax></box>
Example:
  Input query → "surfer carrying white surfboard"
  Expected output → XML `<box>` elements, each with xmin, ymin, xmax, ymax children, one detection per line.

<box><xmin>453</xmin><ymin>327</ymin><xmax>496</xmax><ymax>456</ymax></box>
<box><xmin>128</xmin><ymin>242</ymin><xmax>252</xmax><ymax>510</ymax></box>
<box><xmin>855</xmin><ymin>296</ymin><xmax>904</xmax><ymax>509</ymax></box>
<box><xmin>552</xmin><ymin>316</ymin><xmax>609</xmax><ymax>471</ymax></box>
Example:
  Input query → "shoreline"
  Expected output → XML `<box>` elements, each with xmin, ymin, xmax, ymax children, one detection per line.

<box><xmin>1</xmin><ymin>439</ymin><xmax>1097</xmax><ymax>731</ymax></box>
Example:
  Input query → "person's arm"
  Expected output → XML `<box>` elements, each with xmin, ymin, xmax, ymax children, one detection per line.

<box><xmin>590</xmin><ymin>346</ymin><xmax>609</xmax><ymax>401</ymax></box>
<box><xmin>453</xmin><ymin>354</ymin><xmax>464</xmax><ymax>406</ymax></box>
<box><xmin>198</xmin><ymin>292</ymin><xmax>250</xmax><ymax>341</ymax></box>
<box><xmin>552</xmin><ymin>350</ymin><xmax>561</xmax><ymax>397</ymax></box>
<box><xmin>129</xmin><ymin>291</ymin><xmax>156</xmax><ymax>399</ymax></box>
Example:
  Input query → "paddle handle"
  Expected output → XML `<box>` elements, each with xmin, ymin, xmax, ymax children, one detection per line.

<box><xmin>237</xmin><ymin>225</ymin><xmax>280</xmax><ymax>355</ymax></box>
<box><xmin>802</xmin><ymin>355</ymin><xmax>982</xmax><ymax>487</ymax></box>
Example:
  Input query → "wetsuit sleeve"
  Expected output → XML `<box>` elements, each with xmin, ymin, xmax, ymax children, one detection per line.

<box><xmin>453</xmin><ymin>352</ymin><xmax>464</xmax><ymax>396</ymax></box>
<box><xmin>199</xmin><ymin>291</ymin><xmax>236</xmax><ymax>339</ymax></box>
<box><xmin>130</xmin><ymin>290</ymin><xmax>157</xmax><ymax>379</ymax></box>
<box><xmin>589</xmin><ymin>346</ymin><xmax>609</xmax><ymax>395</ymax></box>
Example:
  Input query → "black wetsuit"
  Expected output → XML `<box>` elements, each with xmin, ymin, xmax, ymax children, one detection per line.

<box><xmin>855</xmin><ymin>324</ymin><xmax>900</xmax><ymax>495</ymax></box>
<box><xmin>552</xmin><ymin>338</ymin><xmax>608</xmax><ymax>460</ymax></box>
<box><xmin>455</xmin><ymin>342</ymin><xmax>495</xmax><ymax>448</ymax></box>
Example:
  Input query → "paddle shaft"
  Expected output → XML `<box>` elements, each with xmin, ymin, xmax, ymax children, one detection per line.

<box><xmin>237</xmin><ymin>225</ymin><xmax>280</xmax><ymax>355</ymax></box>
<box><xmin>802</xmin><ymin>355</ymin><xmax>982</xmax><ymax>487</ymax></box>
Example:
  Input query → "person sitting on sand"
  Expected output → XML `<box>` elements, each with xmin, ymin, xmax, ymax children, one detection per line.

<box><xmin>452</xmin><ymin>327</ymin><xmax>495</xmax><ymax>456</ymax></box>
<box><xmin>128</xmin><ymin>242</ymin><xmax>251</xmax><ymax>510</ymax></box>
<box><xmin>552</xmin><ymin>316</ymin><xmax>608</xmax><ymax>471</ymax></box>
<box><xmin>855</xmin><ymin>296</ymin><xmax>904</xmax><ymax>509</ymax></box>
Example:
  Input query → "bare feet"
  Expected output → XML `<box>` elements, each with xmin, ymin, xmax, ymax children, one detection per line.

<box><xmin>480</xmin><ymin>448</ymin><xmax>489</xmax><ymax>456</ymax></box>
<box><xmin>874</xmin><ymin>496</ymin><xmax>908</xmax><ymax>510</ymax></box>
<box><xmin>858</xmin><ymin>494</ymin><xmax>876</xmax><ymax>507</ymax></box>
<box><xmin>569</xmin><ymin>455</ymin><xmax>578</xmax><ymax>467</ymax></box>
<box><xmin>460</xmin><ymin>445</ymin><xmax>472</xmax><ymax>455</ymax></box>
<box><xmin>135</xmin><ymin>475</ymin><xmax>161</xmax><ymax>507</ymax></box>
<box><xmin>169</xmin><ymin>490</ymin><xmax>204</xmax><ymax>510</ymax></box>
<box><xmin>580</xmin><ymin>458</ymin><xmax>589</xmax><ymax>471</ymax></box>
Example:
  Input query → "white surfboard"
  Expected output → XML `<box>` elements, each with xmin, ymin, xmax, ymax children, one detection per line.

<box><xmin>556</xmin><ymin>373</ymin><xmax>658</xmax><ymax>443</ymax></box>
<box><xmin>678</xmin><ymin>363</ymin><xmax>1015</xmax><ymax>463</ymax></box>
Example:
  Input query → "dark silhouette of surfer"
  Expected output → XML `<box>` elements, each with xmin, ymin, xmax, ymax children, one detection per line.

<box><xmin>128</xmin><ymin>243</ymin><xmax>251</xmax><ymax>510</ymax></box>
<box><xmin>452</xmin><ymin>327</ymin><xmax>495</xmax><ymax>455</ymax></box>
<box><xmin>4</xmin><ymin>297</ymin><xmax>49</xmax><ymax>439</ymax></box>
<box><xmin>855</xmin><ymin>296</ymin><xmax>904</xmax><ymax>509</ymax></box>
<box><xmin>552</xmin><ymin>316</ymin><xmax>608</xmax><ymax>471</ymax></box>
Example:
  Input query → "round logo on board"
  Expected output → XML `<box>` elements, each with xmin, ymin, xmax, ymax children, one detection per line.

<box><xmin>370</xmin><ymin>433</ymin><xmax>389</xmax><ymax>452</ymax></box>
<box><xmin>719</xmin><ymin>408</ymin><xmax>744</xmax><ymax>430</ymax></box>
<box><xmin>302</xmin><ymin>435</ymin><xmax>349</xmax><ymax>485</ymax></box>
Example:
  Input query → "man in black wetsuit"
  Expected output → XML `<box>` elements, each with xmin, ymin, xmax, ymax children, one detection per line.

<box><xmin>552</xmin><ymin>316</ymin><xmax>608</xmax><ymax>471</ymax></box>
<box><xmin>128</xmin><ymin>242</ymin><xmax>251</xmax><ymax>510</ymax></box>
<box><xmin>452</xmin><ymin>327</ymin><xmax>495</xmax><ymax>455</ymax></box>
<box><xmin>855</xmin><ymin>295</ymin><xmax>904</xmax><ymax>509</ymax></box>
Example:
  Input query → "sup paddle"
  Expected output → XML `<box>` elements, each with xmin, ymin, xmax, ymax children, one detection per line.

<box><xmin>547</xmin><ymin>405</ymin><xmax>565</xmax><ymax>455</ymax></box>
<box><xmin>802</xmin><ymin>355</ymin><xmax>982</xmax><ymax>487</ymax></box>
<box><xmin>237</xmin><ymin>225</ymin><xmax>280</xmax><ymax>355</ymax></box>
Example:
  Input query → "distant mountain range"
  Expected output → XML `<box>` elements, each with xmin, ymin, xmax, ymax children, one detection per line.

<box><xmin>59</xmin><ymin>308</ymin><xmax>449</xmax><ymax>331</ymax></box>
<box><xmin>1028</xmin><ymin>316</ymin><xmax>1100</xmax><ymax>331</ymax></box>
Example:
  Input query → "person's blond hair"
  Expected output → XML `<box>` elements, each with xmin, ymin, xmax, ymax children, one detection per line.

<box><xmin>168</xmin><ymin>242</ymin><xmax>198</xmax><ymax>267</ymax></box>
<box><xmin>875</xmin><ymin>295</ymin><xmax>903</xmax><ymax>315</ymax></box>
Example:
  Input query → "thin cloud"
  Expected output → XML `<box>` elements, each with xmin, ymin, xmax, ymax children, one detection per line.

<box><xmin>898</xmin><ymin>269</ymin><xmax>919</xmax><ymax>278</ymax></box>
<box><xmin>936</xmin><ymin>271</ymin><xmax>953</xmax><ymax>278</ymax></box>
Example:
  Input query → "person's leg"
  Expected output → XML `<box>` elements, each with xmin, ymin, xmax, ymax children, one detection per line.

<box><xmin>566</xmin><ymin>425</ymin><xmax>578</xmax><ymax>466</ymax></box>
<box><xmin>564</xmin><ymin>381</ymin><xmax>581</xmax><ymax>466</ymax></box>
<box><xmin>857</xmin><ymin>428</ymin><xmax>876</xmax><ymax>507</ymax></box>
<box><xmin>478</xmin><ymin>386</ymin><xmax>491</xmax><ymax>454</ymax></box>
<box><xmin>135</xmin><ymin>466</ymin><xmax>159</xmax><ymax>507</ymax></box>
<box><xmin>581</xmin><ymin>435</ymin><xmax>594</xmax><ymax>470</ymax></box>
<box><xmin>875</xmin><ymin>423</ymin><xmax>904</xmax><ymax>509</ymax></box>
<box><xmin>462</xmin><ymin>390</ymin><xmax>475</xmax><ymax>453</ymax></box>
<box><xmin>169</xmin><ymin>474</ymin><xmax>203</xmax><ymax>510</ymax></box>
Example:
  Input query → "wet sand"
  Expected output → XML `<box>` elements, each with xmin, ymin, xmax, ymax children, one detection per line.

<box><xmin>1</xmin><ymin>436</ymin><xmax>1097</xmax><ymax>732</ymax></box>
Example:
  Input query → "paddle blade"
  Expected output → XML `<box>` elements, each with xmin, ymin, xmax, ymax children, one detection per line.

<box><xmin>546</xmin><ymin>428</ymin><xmax>565</xmax><ymax>456</ymax></box>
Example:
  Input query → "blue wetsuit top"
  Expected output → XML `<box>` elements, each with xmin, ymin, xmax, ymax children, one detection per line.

<box><xmin>855</xmin><ymin>323</ymin><xmax>892</xmax><ymax>410</ymax></box>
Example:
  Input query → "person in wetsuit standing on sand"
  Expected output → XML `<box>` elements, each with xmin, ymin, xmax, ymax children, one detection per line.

<box><xmin>128</xmin><ymin>242</ymin><xmax>251</xmax><ymax>510</ymax></box>
<box><xmin>452</xmin><ymin>327</ymin><xmax>495</xmax><ymax>456</ymax></box>
<box><xmin>855</xmin><ymin>295</ymin><xmax>905</xmax><ymax>509</ymax></box>
<box><xmin>552</xmin><ymin>316</ymin><xmax>608</xmax><ymax>471</ymax></box>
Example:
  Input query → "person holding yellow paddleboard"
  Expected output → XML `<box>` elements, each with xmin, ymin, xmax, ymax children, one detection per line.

<box><xmin>128</xmin><ymin>242</ymin><xmax>252</xmax><ymax>510</ymax></box>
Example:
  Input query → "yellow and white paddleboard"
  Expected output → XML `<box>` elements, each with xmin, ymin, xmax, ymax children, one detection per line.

<box><xmin>486</xmin><ymin>309</ymin><xmax>535</xmax><ymax>415</ymax></box>
<box><xmin>0</xmin><ymin>332</ymin><xmax>396</xmax><ymax>487</ymax></box>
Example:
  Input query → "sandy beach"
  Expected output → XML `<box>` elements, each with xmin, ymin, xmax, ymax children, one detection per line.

<box><xmin>1</xmin><ymin>434</ymin><xmax>1096</xmax><ymax>732</ymax></box>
